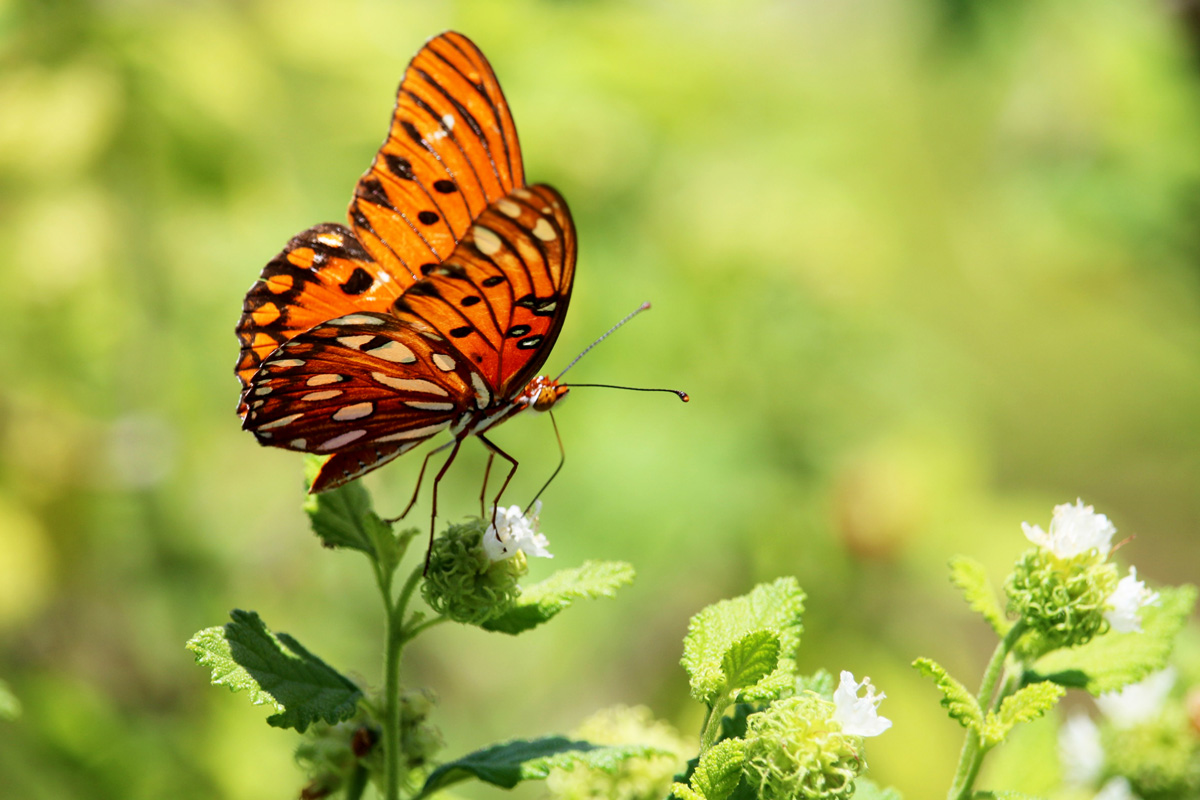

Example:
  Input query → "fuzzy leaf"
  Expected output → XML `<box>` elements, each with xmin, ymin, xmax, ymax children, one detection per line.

<box><xmin>416</xmin><ymin>737</ymin><xmax>664</xmax><ymax>798</ymax></box>
<box><xmin>302</xmin><ymin>455</ymin><xmax>398</xmax><ymax>573</ymax></box>
<box><xmin>482</xmin><ymin>561</ymin><xmax>635</xmax><ymax>635</ymax></box>
<box><xmin>796</xmin><ymin>669</ymin><xmax>836</xmax><ymax>700</ymax></box>
<box><xmin>913</xmin><ymin>657</ymin><xmax>983</xmax><ymax>731</ymax></box>
<box><xmin>949</xmin><ymin>556</ymin><xmax>1011</xmax><ymax>637</ymax></box>
<box><xmin>981</xmin><ymin>681</ymin><xmax>1064</xmax><ymax>747</ymax></box>
<box><xmin>1031</xmin><ymin>584</ymin><xmax>1196</xmax><ymax>694</ymax></box>
<box><xmin>672</xmin><ymin>784</ymin><xmax>706</xmax><ymax>800</ymax></box>
<box><xmin>186</xmin><ymin>609</ymin><xmax>362</xmax><ymax>732</ymax></box>
<box><xmin>0</xmin><ymin>678</ymin><xmax>20</xmax><ymax>721</ymax></box>
<box><xmin>722</xmin><ymin>632</ymin><xmax>781</xmax><ymax>701</ymax></box>
<box><xmin>852</xmin><ymin>778</ymin><xmax>904</xmax><ymax>799</ymax></box>
<box><xmin>689</xmin><ymin>738</ymin><xmax>746</xmax><ymax>800</ymax></box>
<box><xmin>682</xmin><ymin>578</ymin><xmax>806</xmax><ymax>704</ymax></box>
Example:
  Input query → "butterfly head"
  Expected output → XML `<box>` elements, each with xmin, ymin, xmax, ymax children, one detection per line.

<box><xmin>520</xmin><ymin>375</ymin><xmax>569</xmax><ymax>413</ymax></box>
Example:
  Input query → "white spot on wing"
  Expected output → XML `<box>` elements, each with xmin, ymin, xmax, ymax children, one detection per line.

<box><xmin>331</xmin><ymin>314</ymin><xmax>385</xmax><ymax>326</ymax></box>
<box><xmin>432</xmin><ymin>353</ymin><xmax>456</xmax><ymax>372</ymax></box>
<box><xmin>442</xmin><ymin>114</ymin><xmax>455</xmax><ymax>130</ymax></box>
<box><xmin>405</xmin><ymin>401</ymin><xmax>455</xmax><ymax>411</ymax></box>
<box><xmin>270</xmin><ymin>359</ymin><xmax>306</xmax><ymax>368</ymax></box>
<box><xmin>371</xmin><ymin>372</ymin><xmax>450</xmax><ymax>396</ymax></box>
<box><xmin>307</xmin><ymin>374</ymin><xmax>344</xmax><ymax>386</ymax></box>
<box><xmin>289</xmin><ymin>438</ymin><xmax>307</xmax><ymax>449</ymax></box>
<box><xmin>259</xmin><ymin>413</ymin><xmax>302</xmax><ymax>430</ymax></box>
<box><xmin>473</xmin><ymin>226</ymin><xmax>502</xmax><ymax>256</ymax></box>
<box><xmin>303</xmin><ymin>390</ymin><xmax>343</xmax><ymax>401</ymax></box>
<box><xmin>316</xmin><ymin>232</ymin><xmax>343</xmax><ymax>247</ymax></box>
<box><xmin>333</xmin><ymin>402</ymin><xmax>374</xmax><ymax>421</ymax></box>
<box><xmin>254</xmin><ymin>386</ymin><xmax>273</xmax><ymax>396</ymax></box>
<box><xmin>470</xmin><ymin>372</ymin><xmax>491</xmax><ymax>409</ymax></box>
<box><xmin>318</xmin><ymin>429</ymin><xmax>367</xmax><ymax>450</ymax></box>
<box><xmin>497</xmin><ymin>199</ymin><xmax>521</xmax><ymax>218</ymax></box>
<box><xmin>531</xmin><ymin>218</ymin><xmax>556</xmax><ymax>241</ymax></box>
<box><xmin>368</xmin><ymin>340</ymin><xmax>416</xmax><ymax>363</ymax></box>
<box><xmin>375</xmin><ymin>420</ymin><xmax>452</xmax><ymax>441</ymax></box>
<box><xmin>338</xmin><ymin>334</ymin><xmax>374</xmax><ymax>349</ymax></box>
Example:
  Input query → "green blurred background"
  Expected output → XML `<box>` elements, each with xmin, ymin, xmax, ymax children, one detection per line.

<box><xmin>2</xmin><ymin>0</ymin><xmax>1198</xmax><ymax>796</ymax></box>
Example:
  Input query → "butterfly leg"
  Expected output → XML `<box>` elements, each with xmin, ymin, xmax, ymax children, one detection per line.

<box><xmin>479</xmin><ymin>451</ymin><xmax>495</xmax><ymax>518</ymax></box>
<box><xmin>424</xmin><ymin>437</ymin><xmax>464</xmax><ymax>573</ymax></box>
<box><xmin>386</xmin><ymin>440</ymin><xmax>453</xmax><ymax>524</ymax></box>
<box><xmin>527</xmin><ymin>409</ymin><xmax>565</xmax><ymax>513</ymax></box>
<box><xmin>476</xmin><ymin>434</ymin><xmax>518</xmax><ymax>531</ymax></box>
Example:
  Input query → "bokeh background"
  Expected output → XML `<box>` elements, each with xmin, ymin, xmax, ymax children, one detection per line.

<box><xmin>1</xmin><ymin>0</ymin><xmax>1198</xmax><ymax>796</ymax></box>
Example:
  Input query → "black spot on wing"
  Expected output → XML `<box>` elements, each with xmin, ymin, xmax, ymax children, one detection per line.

<box><xmin>383</xmin><ymin>153</ymin><xmax>414</xmax><ymax>180</ymax></box>
<box><xmin>340</xmin><ymin>267</ymin><xmax>374</xmax><ymax>295</ymax></box>
<box><xmin>433</xmin><ymin>180</ymin><xmax>456</xmax><ymax>193</ymax></box>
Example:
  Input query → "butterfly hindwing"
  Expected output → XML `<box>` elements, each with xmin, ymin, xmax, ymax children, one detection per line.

<box><xmin>350</xmin><ymin>31</ymin><xmax>524</xmax><ymax>280</ymax></box>
<box><xmin>235</xmin><ymin>224</ymin><xmax>410</xmax><ymax>415</ymax></box>
<box><xmin>390</xmin><ymin>184</ymin><xmax>576</xmax><ymax>399</ymax></box>
<box><xmin>242</xmin><ymin>312</ymin><xmax>479</xmax><ymax>455</ymax></box>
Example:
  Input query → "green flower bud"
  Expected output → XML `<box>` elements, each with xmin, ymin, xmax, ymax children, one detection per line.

<box><xmin>1102</xmin><ymin>705</ymin><xmax>1200</xmax><ymax>798</ymax></box>
<box><xmin>400</xmin><ymin>688</ymin><xmax>443</xmax><ymax>769</ymax></box>
<box><xmin>295</xmin><ymin>717</ymin><xmax>377</xmax><ymax>799</ymax></box>
<box><xmin>421</xmin><ymin>519</ymin><xmax>524</xmax><ymax>625</ymax></box>
<box><xmin>742</xmin><ymin>693</ymin><xmax>865</xmax><ymax>800</ymax></box>
<box><xmin>546</xmin><ymin>705</ymin><xmax>689</xmax><ymax>800</ymax></box>
<box><xmin>1006</xmin><ymin>547</ymin><xmax>1118</xmax><ymax>656</ymax></box>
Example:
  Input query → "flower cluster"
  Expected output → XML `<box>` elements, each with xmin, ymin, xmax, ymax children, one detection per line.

<box><xmin>1007</xmin><ymin>500</ymin><xmax>1159</xmax><ymax>654</ymax></box>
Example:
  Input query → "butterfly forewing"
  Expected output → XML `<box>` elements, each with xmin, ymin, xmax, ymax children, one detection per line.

<box><xmin>391</xmin><ymin>184</ymin><xmax>576</xmax><ymax>398</ymax></box>
<box><xmin>350</xmin><ymin>32</ymin><xmax>524</xmax><ymax>279</ymax></box>
<box><xmin>235</xmin><ymin>224</ymin><xmax>410</xmax><ymax>415</ymax></box>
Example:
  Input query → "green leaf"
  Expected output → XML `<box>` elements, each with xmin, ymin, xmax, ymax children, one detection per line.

<box><xmin>970</xmin><ymin>792</ymin><xmax>1047</xmax><ymax>799</ymax></box>
<box><xmin>689</xmin><ymin>738</ymin><xmax>746</xmax><ymax>800</ymax></box>
<box><xmin>482</xmin><ymin>561</ymin><xmax>635</xmax><ymax>635</ymax></box>
<box><xmin>852</xmin><ymin>777</ymin><xmax>903</xmax><ymax>799</ymax></box>
<box><xmin>302</xmin><ymin>455</ymin><xmax>400</xmax><ymax>574</ymax></box>
<box><xmin>949</xmin><ymin>556</ymin><xmax>1011</xmax><ymax>637</ymax></box>
<box><xmin>415</xmin><ymin>736</ymin><xmax>665</xmax><ymax>798</ymax></box>
<box><xmin>0</xmin><ymin>678</ymin><xmax>20</xmax><ymax>721</ymax></box>
<box><xmin>186</xmin><ymin>609</ymin><xmax>362</xmax><ymax>732</ymax></box>
<box><xmin>672</xmin><ymin>784</ymin><xmax>706</xmax><ymax>800</ymax></box>
<box><xmin>681</xmin><ymin>578</ymin><xmax>806</xmax><ymax>705</ymax></box>
<box><xmin>722</xmin><ymin>632</ymin><xmax>781</xmax><ymax>700</ymax></box>
<box><xmin>1030</xmin><ymin>584</ymin><xmax>1197</xmax><ymax>694</ymax></box>
<box><xmin>912</xmin><ymin>657</ymin><xmax>982</xmax><ymax>731</ymax></box>
<box><xmin>795</xmin><ymin>669</ymin><xmax>835</xmax><ymax>700</ymax></box>
<box><xmin>980</xmin><ymin>681</ymin><xmax>1064</xmax><ymax>748</ymax></box>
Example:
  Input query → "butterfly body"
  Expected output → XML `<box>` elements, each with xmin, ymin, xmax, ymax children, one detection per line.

<box><xmin>235</xmin><ymin>33</ymin><xmax>576</xmax><ymax>496</ymax></box>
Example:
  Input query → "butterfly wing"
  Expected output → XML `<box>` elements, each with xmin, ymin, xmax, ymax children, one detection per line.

<box><xmin>235</xmin><ymin>224</ymin><xmax>409</xmax><ymax>415</ymax></box>
<box><xmin>242</xmin><ymin>312</ymin><xmax>481</xmax><ymax>490</ymax></box>
<box><xmin>350</xmin><ymin>31</ymin><xmax>525</xmax><ymax>280</ymax></box>
<box><xmin>390</xmin><ymin>183</ymin><xmax>576</xmax><ymax>400</ymax></box>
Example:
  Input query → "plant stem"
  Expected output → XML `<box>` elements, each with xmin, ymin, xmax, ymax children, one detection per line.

<box><xmin>699</xmin><ymin>696</ymin><xmax>730</xmax><ymax>753</ymax></box>
<box><xmin>382</xmin><ymin>592</ymin><xmax>405</xmax><ymax>800</ymax></box>
<box><xmin>946</xmin><ymin>620</ymin><xmax>1026</xmax><ymax>800</ymax></box>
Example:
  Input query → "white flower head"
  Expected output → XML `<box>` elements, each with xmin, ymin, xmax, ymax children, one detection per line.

<box><xmin>1104</xmin><ymin>566</ymin><xmax>1160</xmax><ymax>634</ymax></box>
<box><xmin>1094</xmin><ymin>776</ymin><xmax>1138</xmax><ymax>800</ymax></box>
<box><xmin>1058</xmin><ymin>712</ymin><xmax>1104</xmax><ymax>787</ymax></box>
<box><xmin>482</xmin><ymin>501</ymin><xmax>552</xmax><ymax>562</ymax></box>
<box><xmin>832</xmin><ymin>670</ymin><xmax>892</xmax><ymax>737</ymax></box>
<box><xmin>1022</xmin><ymin>499</ymin><xmax>1117</xmax><ymax>559</ymax></box>
<box><xmin>1096</xmin><ymin>667</ymin><xmax>1176</xmax><ymax>730</ymax></box>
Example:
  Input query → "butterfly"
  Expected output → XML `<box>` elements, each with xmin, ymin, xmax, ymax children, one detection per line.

<box><xmin>235</xmin><ymin>31</ymin><xmax>575</xmax><ymax>512</ymax></box>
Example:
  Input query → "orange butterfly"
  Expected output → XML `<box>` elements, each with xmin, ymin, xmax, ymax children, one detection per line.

<box><xmin>235</xmin><ymin>32</ymin><xmax>574</xmax><ymax>506</ymax></box>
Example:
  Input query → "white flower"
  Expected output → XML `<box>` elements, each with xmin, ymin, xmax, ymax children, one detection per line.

<box><xmin>832</xmin><ymin>670</ymin><xmax>892</xmax><ymax>737</ymax></box>
<box><xmin>1096</xmin><ymin>667</ymin><xmax>1176</xmax><ymax>729</ymax></box>
<box><xmin>1022</xmin><ymin>499</ymin><xmax>1117</xmax><ymax>559</ymax></box>
<box><xmin>1104</xmin><ymin>567</ymin><xmax>1160</xmax><ymax>634</ymax></box>
<box><xmin>482</xmin><ymin>501</ymin><xmax>552</xmax><ymax>562</ymax></box>
<box><xmin>1094</xmin><ymin>776</ymin><xmax>1139</xmax><ymax>800</ymax></box>
<box><xmin>1058</xmin><ymin>712</ymin><xmax>1104</xmax><ymax>787</ymax></box>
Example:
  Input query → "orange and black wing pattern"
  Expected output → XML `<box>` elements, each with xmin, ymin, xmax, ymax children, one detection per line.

<box><xmin>349</xmin><ymin>31</ymin><xmax>524</xmax><ymax>280</ymax></box>
<box><xmin>390</xmin><ymin>184</ymin><xmax>576</xmax><ymax>400</ymax></box>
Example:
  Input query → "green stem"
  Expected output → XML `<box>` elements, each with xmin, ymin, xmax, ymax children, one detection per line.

<box><xmin>947</xmin><ymin>620</ymin><xmax>1027</xmax><ymax>800</ymax></box>
<box><xmin>382</xmin><ymin>595</ymin><xmax>405</xmax><ymax>800</ymax></box>
<box><xmin>698</xmin><ymin>695</ymin><xmax>731</xmax><ymax>753</ymax></box>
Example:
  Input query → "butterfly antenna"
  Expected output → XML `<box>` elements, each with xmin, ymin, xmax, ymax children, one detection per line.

<box><xmin>555</xmin><ymin>301</ymin><xmax>653</xmax><ymax>381</ymax></box>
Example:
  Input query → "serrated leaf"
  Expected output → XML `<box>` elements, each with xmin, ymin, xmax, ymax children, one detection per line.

<box><xmin>950</xmin><ymin>556</ymin><xmax>1011</xmax><ymax>637</ymax></box>
<box><xmin>722</xmin><ymin>632</ymin><xmax>781</xmax><ymax>700</ymax></box>
<box><xmin>415</xmin><ymin>736</ymin><xmax>665</xmax><ymax>798</ymax></box>
<box><xmin>796</xmin><ymin>669</ymin><xmax>836</xmax><ymax>700</ymax></box>
<box><xmin>852</xmin><ymin>777</ymin><xmax>903</xmax><ymax>799</ymax></box>
<box><xmin>302</xmin><ymin>455</ymin><xmax>397</xmax><ymax>571</ymax></box>
<box><xmin>981</xmin><ymin>681</ymin><xmax>1064</xmax><ymax>747</ymax></box>
<box><xmin>689</xmin><ymin>738</ymin><xmax>746</xmax><ymax>800</ymax></box>
<box><xmin>1030</xmin><ymin>584</ymin><xmax>1197</xmax><ymax>694</ymax></box>
<box><xmin>0</xmin><ymin>678</ymin><xmax>20</xmax><ymax>721</ymax></box>
<box><xmin>682</xmin><ymin>578</ymin><xmax>806</xmax><ymax>705</ymax></box>
<box><xmin>913</xmin><ymin>657</ymin><xmax>982</xmax><ymax>730</ymax></box>
<box><xmin>672</xmin><ymin>784</ymin><xmax>706</xmax><ymax>800</ymax></box>
<box><xmin>482</xmin><ymin>561</ymin><xmax>634</xmax><ymax>635</ymax></box>
<box><xmin>186</xmin><ymin>609</ymin><xmax>362</xmax><ymax>732</ymax></box>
